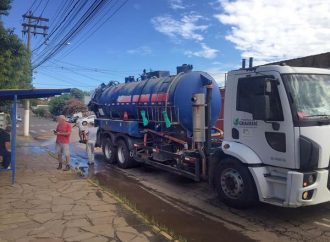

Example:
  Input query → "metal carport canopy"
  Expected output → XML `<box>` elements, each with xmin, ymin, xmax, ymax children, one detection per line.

<box><xmin>0</xmin><ymin>88</ymin><xmax>71</xmax><ymax>184</ymax></box>
<box><xmin>0</xmin><ymin>88</ymin><xmax>71</xmax><ymax>100</ymax></box>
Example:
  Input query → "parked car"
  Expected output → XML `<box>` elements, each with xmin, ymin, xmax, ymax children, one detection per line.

<box><xmin>79</xmin><ymin>115</ymin><xmax>96</xmax><ymax>125</ymax></box>
<box><xmin>66</xmin><ymin>116</ymin><xmax>78</xmax><ymax>123</ymax></box>
<box><xmin>16</xmin><ymin>115</ymin><xmax>22</xmax><ymax>122</ymax></box>
<box><xmin>66</xmin><ymin>112</ymin><xmax>83</xmax><ymax>123</ymax></box>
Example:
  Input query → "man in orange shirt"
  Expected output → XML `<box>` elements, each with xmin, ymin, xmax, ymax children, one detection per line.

<box><xmin>54</xmin><ymin>115</ymin><xmax>72</xmax><ymax>171</ymax></box>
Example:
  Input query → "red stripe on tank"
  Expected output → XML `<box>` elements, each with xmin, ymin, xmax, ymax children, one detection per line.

<box><xmin>151</xmin><ymin>93</ymin><xmax>168</xmax><ymax>102</ymax></box>
<box><xmin>132</xmin><ymin>95</ymin><xmax>139</xmax><ymax>102</ymax></box>
<box><xmin>138</xmin><ymin>94</ymin><xmax>150</xmax><ymax>102</ymax></box>
<box><xmin>117</xmin><ymin>95</ymin><xmax>131</xmax><ymax>103</ymax></box>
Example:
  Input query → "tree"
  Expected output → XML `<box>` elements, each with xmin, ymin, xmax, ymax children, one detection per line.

<box><xmin>0</xmin><ymin>24</ymin><xmax>31</xmax><ymax>90</ymax></box>
<box><xmin>48</xmin><ymin>94</ymin><xmax>71</xmax><ymax>116</ymax></box>
<box><xmin>63</xmin><ymin>99</ymin><xmax>87</xmax><ymax>115</ymax></box>
<box><xmin>0</xmin><ymin>0</ymin><xmax>31</xmax><ymax>110</ymax></box>
<box><xmin>70</xmin><ymin>88</ymin><xmax>84</xmax><ymax>101</ymax></box>
<box><xmin>0</xmin><ymin>0</ymin><xmax>11</xmax><ymax>16</ymax></box>
<box><xmin>33</xmin><ymin>108</ymin><xmax>47</xmax><ymax>118</ymax></box>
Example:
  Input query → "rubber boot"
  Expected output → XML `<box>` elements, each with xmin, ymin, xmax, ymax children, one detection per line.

<box><xmin>57</xmin><ymin>163</ymin><xmax>62</xmax><ymax>170</ymax></box>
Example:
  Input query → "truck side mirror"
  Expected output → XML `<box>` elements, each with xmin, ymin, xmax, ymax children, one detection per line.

<box><xmin>252</xmin><ymin>95</ymin><xmax>270</xmax><ymax>120</ymax></box>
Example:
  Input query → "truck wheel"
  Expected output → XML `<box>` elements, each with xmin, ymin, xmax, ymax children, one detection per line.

<box><xmin>82</xmin><ymin>121</ymin><xmax>87</xmax><ymax>126</ymax></box>
<box><xmin>214</xmin><ymin>158</ymin><xmax>258</xmax><ymax>209</ymax></box>
<box><xmin>102</xmin><ymin>138</ymin><xmax>116</xmax><ymax>164</ymax></box>
<box><xmin>117</xmin><ymin>139</ymin><xmax>134</xmax><ymax>169</ymax></box>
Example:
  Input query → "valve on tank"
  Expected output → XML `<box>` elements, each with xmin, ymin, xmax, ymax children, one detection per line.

<box><xmin>125</xmin><ymin>76</ymin><xmax>135</xmax><ymax>83</ymax></box>
<box><xmin>177</xmin><ymin>64</ymin><xmax>193</xmax><ymax>74</ymax></box>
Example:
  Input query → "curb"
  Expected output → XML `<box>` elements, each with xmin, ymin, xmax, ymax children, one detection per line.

<box><xmin>87</xmin><ymin>178</ymin><xmax>179</xmax><ymax>242</ymax></box>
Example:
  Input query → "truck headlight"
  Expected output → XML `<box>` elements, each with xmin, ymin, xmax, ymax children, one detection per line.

<box><xmin>303</xmin><ymin>172</ymin><xmax>317</xmax><ymax>187</ymax></box>
<box><xmin>302</xmin><ymin>190</ymin><xmax>314</xmax><ymax>200</ymax></box>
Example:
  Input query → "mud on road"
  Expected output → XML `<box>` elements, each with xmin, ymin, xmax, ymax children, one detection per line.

<box><xmin>86</xmin><ymin>156</ymin><xmax>330</xmax><ymax>242</ymax></box>
<box><xmin>36</xmin><ymin>120</ymin><xmax>330</xmax><ymax>242</ymax></box>
<box><xmin>94</xmin><ymin>168</ymin><xmax>255</xmax><ymax>242</ymax></box>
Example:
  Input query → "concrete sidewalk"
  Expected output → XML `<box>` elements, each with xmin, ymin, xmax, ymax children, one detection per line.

<box><xmin>0</xmin><ymin>138</ymin><xmax>166</xmax><ymax>242</ymax></box>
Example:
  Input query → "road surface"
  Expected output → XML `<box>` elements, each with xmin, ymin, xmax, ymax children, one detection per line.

<box><xmin>22</xmin><ymin>115</ymin><xmax>330</xmax><ymax>242</ymax></box>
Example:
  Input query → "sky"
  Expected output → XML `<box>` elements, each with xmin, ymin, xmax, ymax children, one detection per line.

<box><xmin>2</xmin><ymin>0</ymin><xmax>330</xmax><ymax>90</ymax></box>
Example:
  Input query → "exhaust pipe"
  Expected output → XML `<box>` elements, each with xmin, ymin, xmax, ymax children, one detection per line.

<box><xmin>249</xmin><ymin>57</ymin><xmax>253</xmax><ymax>68</ymax></box>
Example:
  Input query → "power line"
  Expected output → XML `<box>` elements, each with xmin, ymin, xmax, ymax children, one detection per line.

<box><xmin>27</xmin><ymin>0</ymin><xmax>39</xmax><ymax>14</ymax></box>
<box><xmin>60</xmin><ymin>0</ymin><xmax>130</xmax><ymax>58</ymax></box>
<box><xmin>32</xmin><ymin>0</ymin><xmax>129</xmax><ymax>69</ymax></box>
<box><xmin>32</xmin><ymin>0</ymin><xmax>43</xmax><ymax>15</ymax></box>
<box><xmin>35</xmin><ymin>71</ymin><xmax>99</xmax><ymax>89</ymax></box>
<box><xmin>32</xmin><ymin>0</ymin><xmax>83</xmax><ymax>53</ymax></box>
<box><xmin>40</xmin><ymin>0</ymin><xmax>50</xmax><ymax>16</ymax></box>
<box><xmin>32</xmin><ymin>0</ymin><xmax>110</xmax><ymax>69</ymax></box>
<box><xmin>49</xmin><ymin>59</ymin><xmax>141</xmax><ymax>73</ymax></box>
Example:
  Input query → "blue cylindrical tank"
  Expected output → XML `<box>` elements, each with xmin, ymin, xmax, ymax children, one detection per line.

<box><xmin>90</xmin><ymin>71</ymin><xmax>221</xmax><ymax>133</ymax></box>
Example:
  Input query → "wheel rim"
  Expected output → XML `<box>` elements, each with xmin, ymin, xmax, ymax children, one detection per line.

<box><xmin>105</xmin><ymin>142</ymin><xmax>112</xmax><ymax>159</ymax></box>
<box><xmin>220</xmin><ymin>168</ymin><xmax>244</xmax><ymax>199</ymax></box>
<box><xmin>117</xmin><ymin>145</ymin><xmax>125</xmax><ymax>164</ymax></box>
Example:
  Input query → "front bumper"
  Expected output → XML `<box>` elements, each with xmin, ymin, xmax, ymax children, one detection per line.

<box><xmin>286</xmin><ymin>169</ymin><xmax>330</xmax><ymax>207</ymax></box>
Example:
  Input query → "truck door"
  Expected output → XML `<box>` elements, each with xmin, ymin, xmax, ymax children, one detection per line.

<box><xmin>231</xmin><ymin>75</ymin><xmax>296</xmax><ymax>169</ymax></box>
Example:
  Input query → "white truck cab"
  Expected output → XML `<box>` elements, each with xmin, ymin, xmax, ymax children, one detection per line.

<box><xmin>221</xmin><ymin>65</ymin><xmax>330</xmax><ymax>207</ymax></box>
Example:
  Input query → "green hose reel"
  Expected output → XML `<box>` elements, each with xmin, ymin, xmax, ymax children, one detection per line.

<box><xmin>140</xmin><ymin>110</ymin><xmax>149</xmax><ymax>126</ymax></box>
<box><xmin>140</xmin><ymin>110</ymin><xmax>171</xmax><ymax>128</ymax></box>
<box><xmin>162</xmin><ymin>111</ymin><xmax>171</xmax><ymax>128</ymax></box>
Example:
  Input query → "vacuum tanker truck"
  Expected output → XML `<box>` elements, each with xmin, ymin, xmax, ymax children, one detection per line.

<box><xmin>89</xmin><ymin>63</ymin><xmax>330</xmax><ymax>208</ymax></box>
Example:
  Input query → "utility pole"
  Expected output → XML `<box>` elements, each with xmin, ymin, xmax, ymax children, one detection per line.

<box><xmin>22</xmin><ymin>11</ymin><xmax>49</xmax><ymax>136</ymax></box>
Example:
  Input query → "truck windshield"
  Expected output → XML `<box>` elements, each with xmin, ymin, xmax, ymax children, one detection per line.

<box><xmin>283</xmin><ymin>74</ymin><xmax>330</xmax><ymax>120</ymax></box>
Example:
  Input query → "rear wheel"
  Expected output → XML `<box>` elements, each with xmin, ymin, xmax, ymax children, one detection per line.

<box><xmin>102</xmin><ymin>138</ymin><xmax>116</xmax><ymax>164</ymax></box>
<box><xmin>214</xmin><ymin>158</ymin><xmax>258</xmax><ymax>209</ymax></box>
<box><xmin>117</xmin><ymin>139</ymin><xmax>135</xmax><ymax>169</ymax></box>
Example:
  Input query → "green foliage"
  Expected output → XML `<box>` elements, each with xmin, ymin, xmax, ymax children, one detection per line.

<box><xmin>0</xmin><ymin>0</ymin><xmax>11</xmax><ymax>16</ymax></box>
<box><xmin>0</xmin><ymin>24</ymin><xmax>31</xmax><ymax>90</ymax></box>
<box><xmin>0</xmin><ymin>0</ymin><xmax>31</xmax><ymax>110</ymax></box>
<box><xmin>33</xmin><ymin>108</ymin><xmax>47</xmax><ymax>118</ymax></box>
<box><xmin>63</xmin><ymin>98</ymin><xmax>87</xmax><ymax>115</ymax></box>
<box><xmin>48</xmin><ymin>94</ymin><xmax>71</xmax><ymax>116</ymax></box>
<box><xmin>70</xmin><ymin>88</ymin><xmax>84</xmax><ymax>101</ymax></box>
<box><xmin>49</xmin><ymin>88</ymin><xmax>87</xmax><ymax>116</ymax></box>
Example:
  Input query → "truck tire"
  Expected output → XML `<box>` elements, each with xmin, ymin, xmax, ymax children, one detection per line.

<box><xmin>82</xmin><ymin>121</ymin><xmax>87</xmax><ymax>126</ymax></box>
<box><xmin>214</xmin><ymin>158</ymin><xmax>258</xmax><ymax>209</ymax></box>
<box><xmin>102</xmin><ymin>138</ymin><xmax>116</xmax><ymax>164</ymax></box>
<box><xmin>116</xmin><ymin>139</ymin><xmax>134</xmax><ymax>169</ymax></box>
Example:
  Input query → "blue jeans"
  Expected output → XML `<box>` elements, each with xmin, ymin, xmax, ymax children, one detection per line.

<box><xmin>1</xmin><ymin>151</ymin><xmax>11</xmax><ymax>168</ymax></box>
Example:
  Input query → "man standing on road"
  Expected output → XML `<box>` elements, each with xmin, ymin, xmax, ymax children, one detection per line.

<box><xmin>74</xmin><ymin>118</ymin><xmax>87</xmax><ymax>143</ymax></box>
<box><xmin>54</xmin><ymin>115</ymin><xmax>72</xmax><ymax>171</ymax></box>
<box><xmin>86</xmin><ymin>122</ymin><xmax>98</xmax><ymax>165</ymax></box>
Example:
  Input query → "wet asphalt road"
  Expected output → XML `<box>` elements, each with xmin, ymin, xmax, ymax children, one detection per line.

<box><xmin>20</xmin><ymin>115</ymin><xmax>330</xmax><ymax>242</ymax></box>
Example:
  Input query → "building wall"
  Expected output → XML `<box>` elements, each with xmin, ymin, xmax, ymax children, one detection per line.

<box><xmin>269</xmin><ymin>52</ymin><xmax>330</xmax><ymax>68</ymax></box>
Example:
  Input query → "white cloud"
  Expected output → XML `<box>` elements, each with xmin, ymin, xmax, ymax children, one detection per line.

<box><xmin>204</xmin><ymin>67</ymin><xmax>227</xmax><ymax>87</ymax></box>
<box><xmin>214</xmin><ymin>0</ymin><xmax>330</xmax><ymax>63</ymax></box>
<box><xmin>185</xmin><ymin>43</ymin><xmax>219</xmax><ymax>59</ymax></box>
<box><xmin>127</xmin><ymin>46</ymin><xmax>152</xmax><ymax>56</ymax></box>
<box><xmin>169</xmin><ymin>0</ymin><xmax>185</xmax><ymax>10</ymax></box>
<box><xmin>151</xmin><ymin>14</ymin><xmax>208</xmax><ymax>42</ymax></box>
